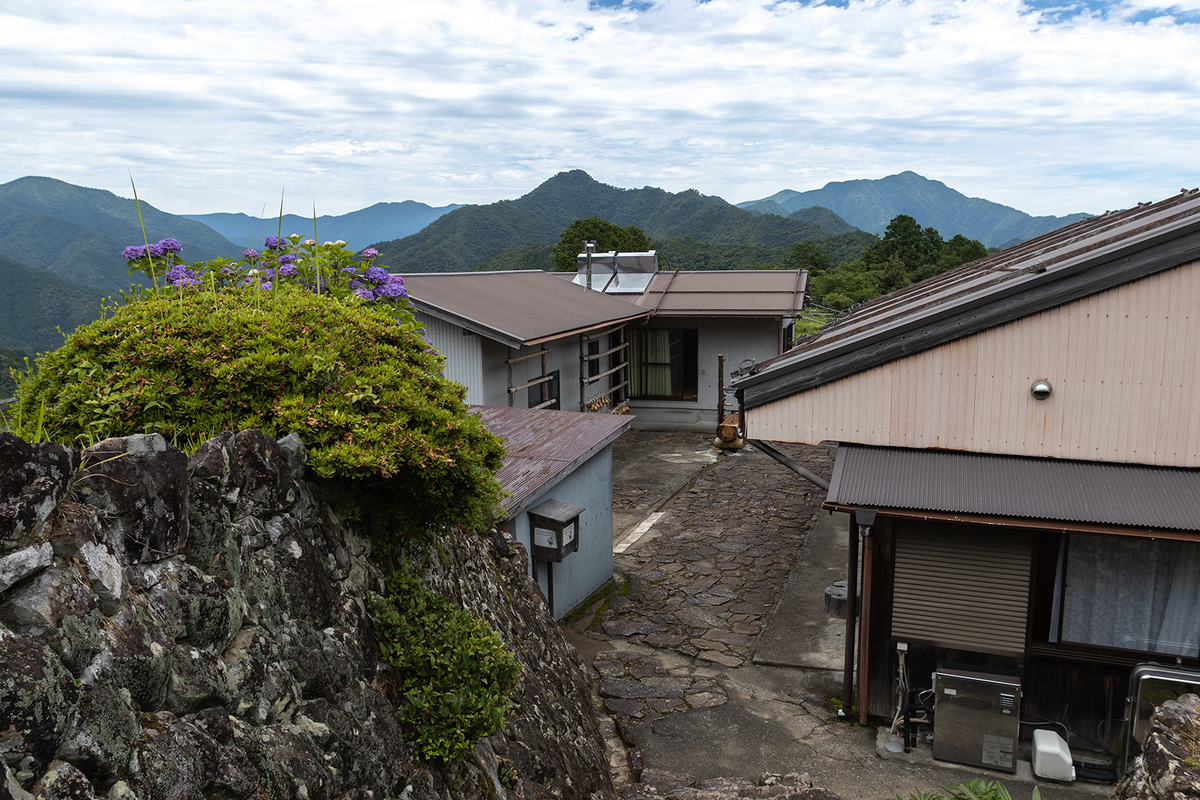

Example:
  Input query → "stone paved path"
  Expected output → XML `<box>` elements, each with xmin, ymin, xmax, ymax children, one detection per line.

<box><xmin>602</xmin><ymin>439</ymin><xmax>835</xmax><ymax>671</ymax></box>
<box><xmin>564</xmin><ymin>432</ymin><xmax>837</xmax><ymax>794</ymax></box>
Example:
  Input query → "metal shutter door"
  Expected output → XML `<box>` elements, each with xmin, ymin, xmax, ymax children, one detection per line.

<box><xmin>891</xmin><ymin>525</ymin><xmax>1032</xmax><ymax>656</ymax></box>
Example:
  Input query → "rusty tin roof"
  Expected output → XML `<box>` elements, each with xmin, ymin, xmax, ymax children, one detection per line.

<box><xmin>473</xmin><ymin>405</ymin><xmax>632</xmax><ymax>518</ymax></box>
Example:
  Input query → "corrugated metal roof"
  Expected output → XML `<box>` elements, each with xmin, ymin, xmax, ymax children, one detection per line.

<box><xmin>401</xmin><ymin>271</ymin><xmax>650</xmax><ymax>349</ymax></box>
<box><xmin>473</xmin><ymin>405</ymin><xmax>632</xmax><ymax>517</ymax></box>
<box><xmin>632</xmin><ymin>270</ymin><xmax>807</xmax><ymax>317</ymax></box>
<box><xmin>736</xmin><ymin>189</ymin><xmax>1200</xmax><ymax>405</ymax></box>
<box><xmin>826</xmin><ymin>444</ymin><xmax>1200</xmax><ymax>533</ymax></box>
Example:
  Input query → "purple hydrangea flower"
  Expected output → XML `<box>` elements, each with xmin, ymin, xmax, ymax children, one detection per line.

<box><xmin>374</xmin><ymin>283</ymin><xmax>409</xmax><ymax>300</ymax></box>
<box><xmin>386</xmin><ymin>275</ymin><xmax>406</xmax><ymax>285</ymax></box>
<box><xmin>341</xmin><ymin>267</ymin><xmax>357</xmax><ymax>275</ymax></box>
<box><xmin>278</xmin><ymin>263</ymin><xmax>299</xmax><ymax>277</ymax></box>
<box><xmin>148</xmin><ymin>243</ymin><xmax>166</xmax><ymax>258</ymax></box>
<box><xmin>348</xmin><ymin>280</ymin><xmax>365</xmax><ymax>290</ymax></box>
<box><xmin>278</xmin><ymin>253</ymin><xmax>297</xmax><ymax>265</ymax></box>
<box><xmin>259</xmin><ymin>268</ymin><xmax>273</xmax><ymax>279</ymax></box>
<box><xmin>364</xmin><ymin>266</ymin><xmax>390</xmax><ymax>286</ymax></box>
<box><xmin>352</xmin><ymin>288</ymin><xmax>375</xmax><ymax>301</ymax></box>
<box><xmin>122</xmin><ymin>245</ymin><xmax>146</xmax><ymax>260</ymax></box>
<box><xmin>264</xmin><ymin>236</ymin><xmax>285</xmax><ymax>250</ymax></box>
<box><xmin>221</xmin><ymin>265</ymin><xmax>237</xmax><ymax>275</ymax></box>
<box><xmin>244</xmin><ymin>249</ymin><xmax>259</xmax><ymax>260</ymax></box>
<box><xmin>165</xmin><ymin>265</ymin><xmax>195</xmax><ymax>284</ymax></box>
<box><xmin>260</xmin><ymin>282</ymin><xmax>272</xmax><ymax>291</ymax></box>
<box><xmin>158</xmin><ymin>238</ymin><xmax>183</xmax><ymax>254</ymax></box>
<box><xmin>361</xmin><ymin>247</ymin><xmax>379</xmax><ymax>260</ymax></box>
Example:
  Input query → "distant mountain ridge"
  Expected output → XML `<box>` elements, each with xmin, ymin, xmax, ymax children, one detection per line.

<box><xmin>0</xmin><ymin>252</ymin><xmax>102</xmax><ymax>357</ymax></box>
<box><xmin>0</xmin><ymin>176</ymin><xmax>242</xmax><ymax>296</ymax></box>
<box><xmin>739</xmin><ymin>171</ymin><xmax>1090</xmax><ymax>248</ymax></box>
<box><xmin>371</xmin><ymin>170</ymin><xmax>861</xmax><ymax>272</ymax></box>
<box><xmin>184</xmin><ymin>201</ymin><xmax>462</xmax><ymax>251</ymax></box>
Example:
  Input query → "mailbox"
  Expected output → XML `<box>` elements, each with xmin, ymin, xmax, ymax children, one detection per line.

<box><xmin>528</xmin><ymin>499</ymin><xmax>583</xmax><ymax>563</ymax></box>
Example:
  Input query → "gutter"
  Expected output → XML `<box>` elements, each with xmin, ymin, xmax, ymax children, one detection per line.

<box><xmin>745</xmin><ymin>438</ymin><xmax>830</xmax><ymax>492</ymax></box>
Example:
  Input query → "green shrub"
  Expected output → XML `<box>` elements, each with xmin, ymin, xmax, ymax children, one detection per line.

<box><xmin>372</xmin><ymin>570</ymin><xmax>521</xmax><ymax>762</ymax></box>
<box><xmin>10</xmin><ymin>284</ymin><xmax>504</xmax><ymax>537</ymax></box>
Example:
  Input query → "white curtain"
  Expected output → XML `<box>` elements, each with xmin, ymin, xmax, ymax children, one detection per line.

<box><xmin>1060</xmin><ymin>534</ymin><xmax>1200</xmax><ymax>657</ymax></box>
<box><xmin>630</xmin><ymin>330</ymin><xmax>674</xmax><ymax>398</ymax></box>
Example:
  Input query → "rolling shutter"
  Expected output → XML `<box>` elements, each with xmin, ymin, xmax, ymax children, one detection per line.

<box><xmin>891</xmin><ymin>524</ymin><xmax>1032</xmax><ymax>656</ymax></box>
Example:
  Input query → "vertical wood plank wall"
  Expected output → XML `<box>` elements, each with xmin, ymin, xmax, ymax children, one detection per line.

<box><xmin>747</xmin><ymin>261</ymin><xmax>1200</xmax><ymax>468</ymax></box>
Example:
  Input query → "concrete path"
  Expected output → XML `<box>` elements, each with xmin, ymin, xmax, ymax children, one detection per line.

<box><xmin>562</xmin><ymin>431</ymin><xmax>1112</xmax><ymax>800</ymax></box>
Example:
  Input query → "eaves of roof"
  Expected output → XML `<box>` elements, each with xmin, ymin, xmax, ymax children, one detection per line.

<box><xmin>734</xmin><ymin>190</ymin><xmax>1200</xmax><ymax>410</ymax></box>
<box><xmin>825</xmin><ymin>444</ymin><xmax>1200</xmax><ymax>539</ymax></box>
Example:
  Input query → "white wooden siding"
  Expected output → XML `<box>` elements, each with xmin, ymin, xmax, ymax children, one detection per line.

<box><xmin>417</xmin><ymin>312</ymin><xmax>483</xmax><ymax>404</ymax></box>
<box><xmin>746</xmin><ymin>260</ymin><xmax>1200</xmax><ymax>468</ymax></box>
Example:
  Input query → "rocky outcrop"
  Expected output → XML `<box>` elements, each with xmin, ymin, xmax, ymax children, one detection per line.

<box><xmin>0</xmin><ymin>430</ymin><xmax>615</xmax><ymax>800</ymax></box>
<box><xmin>1114</xmin><ymin>693</ymin><xmax>1200</xmax><ymax>800</ymax></box>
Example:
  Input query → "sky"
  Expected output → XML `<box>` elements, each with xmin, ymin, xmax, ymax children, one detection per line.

<box><xmin>2</xmin><ymin>0</ymin><xmax>1198</xmax><ymax>220</ymax></box>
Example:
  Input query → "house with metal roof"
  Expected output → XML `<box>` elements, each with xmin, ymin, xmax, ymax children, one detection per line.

<box><xmin>573</xmin><ymin>252</ymin><xmax>807</xmax><ymax>429</ymax></box>
<box><xmin>402</xmin><ymin>270</ymin><xmax>650</xmax><ymax>416</ymax></box>
<box><xmin>474</xmin><ymin>405</ymin><xmax>631</xmax><ymax>618</ymax></box>
<box><xmin>732</xmin><ymin>189</ymin><xmax>1200</xmax><ymax>764</ymax></box>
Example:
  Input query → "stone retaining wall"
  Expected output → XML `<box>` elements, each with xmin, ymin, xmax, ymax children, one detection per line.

<box><xmin>0</xmin><ymin>430</ymin><xmax>614</xmax><ymax>800</ymax></box>
<box><xmin>1114</xmin><ymin>693</ymin><xmax>1200</xmax><ymax>800</ymax></box>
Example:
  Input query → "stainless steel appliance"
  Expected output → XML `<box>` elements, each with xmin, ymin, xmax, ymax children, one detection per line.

<box><xmin>933</xmin><ymin>665</ymin><xmax>1022</xmax><ymax>773</ymax></box>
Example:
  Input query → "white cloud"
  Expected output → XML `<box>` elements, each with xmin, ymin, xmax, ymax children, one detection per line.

<box><xmin>0</xmin><ymin>0</ymin><xmax>1197</xmax><ymax>218</ymax></box>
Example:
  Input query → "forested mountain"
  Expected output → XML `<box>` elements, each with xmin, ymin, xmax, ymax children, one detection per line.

<box><xmin>0</xmin><ymin>346</ymin><xmax>25</xmax><ymax>397</ymax></box>
<box><xmin>0</xmin><ymin>253</ymin><xmax>103</xmax><ymax>357</ymax></box>
<box><xmin>0</xmin><ymin>177</ymin><xmax>242</xmax><ymax>295</ymax></box>
<box><xmin>740</xmin><ymin>171</ymin><xmax>1089</xmax><ymax>248</ymax></box>
<box><xmin>372</xmin><ymin>171</ymin><xmax>861</xmax><ymax>272</ymax></box>
<box><xmin>184</xmin><ymin>201</ymin><xmax>462</xmax><ymax>251</ymax></box>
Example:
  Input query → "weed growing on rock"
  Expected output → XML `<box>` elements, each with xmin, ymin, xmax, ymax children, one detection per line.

<box><xmin>372</xmin><ymin>570</ymin><xmax>521</xmax><ymax>763</ymax></box>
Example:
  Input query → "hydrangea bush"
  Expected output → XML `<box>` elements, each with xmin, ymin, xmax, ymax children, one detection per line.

<box><xmin>12</xmin><ymin>237</ymin><xmax>503</xmax><ymax>538</ymax></box>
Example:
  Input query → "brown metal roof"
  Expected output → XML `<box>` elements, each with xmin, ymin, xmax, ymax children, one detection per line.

<box><xmin>401</xmin><ymin>271</ymin><xmax>650</xmax><ymax>349</ymax></box>
<box><xmin>472</xmin><ymin>405</ymin><xmax>631</xmax><ymax>517</ymax></box>
<box><xmin>632</xmin><ymin>270</ymin><xmax>807</xmax><ymax>317</ymax></box>
<box><xmin>737</xmin><ymin>189</ymin><xmax>1200</xmax><ymax>407</ymax></box>
<box><xmin>826</xmin><ymin>444</ymin><xmax>1200</xmax><ymax>535</ymax></box>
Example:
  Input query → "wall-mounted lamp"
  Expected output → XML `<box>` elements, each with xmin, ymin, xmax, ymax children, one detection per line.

<box><xmin>1031</xmin><ymin>380</ymin><xmax>1052</xmax><ymax>401</ymax></box>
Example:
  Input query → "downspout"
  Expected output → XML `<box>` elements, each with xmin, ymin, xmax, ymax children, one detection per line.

<box><xmin>855</xmin><ymin>509</ymin><xmax>878</xmax><ymax>726</ymax></box>
<box><xmin>843</xmin><ymin>512</ymin><xmax>859</xmax><ymax>717</ymax></box>
<box><xmin>744</xmin><ymin>438</ymin><xmax>830</xmax><ymax>492</ymax></box>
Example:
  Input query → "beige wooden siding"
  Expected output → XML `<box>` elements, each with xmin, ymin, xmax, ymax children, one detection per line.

<box><xmin>746</xmin><ymin>260</ymin><xmax>1200</xmax><ymax>468</ymax></box>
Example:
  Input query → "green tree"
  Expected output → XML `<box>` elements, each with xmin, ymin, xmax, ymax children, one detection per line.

<box><xmin>552</xmin><ymin>217</ymin><xmax>652</xmax><ymax>272</ymax></box>
<box><xmin>806</xmin><ymin>217</ymin><xmax>986</xmax><ymax>311</ymax></box>
<box><xmin>783</xmin><ymin>241</ymin><xmax>832</xmax><ymax>273</ymax></box>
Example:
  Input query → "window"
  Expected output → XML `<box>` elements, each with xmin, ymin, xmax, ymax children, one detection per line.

<box><xmin>587</xmin><ymin>339</ymin><xmax>601</xmax><ymax>380</ymax></box>
<box><xmin>629</xmin><ymin>329</ymin><xmax>698</xmax><ymax>401</ymax></box>
<box><xmin>528</xmin><ymin>369</ymin><xmax>560</xmax><ymax>410</ymax></box>
<box><xmin>1049</xmin><ymin>533</ymin><xmax>1200</xmax><ymax>657</ymax></box>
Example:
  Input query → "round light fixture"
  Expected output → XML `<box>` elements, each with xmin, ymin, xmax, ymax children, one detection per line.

<box><xmin>1031</xmin><ymin>380</ymin><xmax>1052</xmax><ymax>401</ymax></box>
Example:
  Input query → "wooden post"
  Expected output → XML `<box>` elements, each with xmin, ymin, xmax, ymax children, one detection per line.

<box><xmin>858</xmin><ymin>530</ymin><xmax>874</xmax><ymax>726</ymax></box>
<box><xmin>717</xmin><ymin>353</ymin><xmax>726</xmax><ymax>426</ymax></box>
